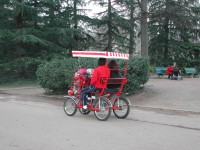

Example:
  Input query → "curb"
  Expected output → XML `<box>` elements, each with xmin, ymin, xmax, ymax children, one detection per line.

<box><xmin>132</xmin><ymin>105</ymin><xmax>200</xmax><ymax>115</ymax></box>
<box><xmin>39</xmin><ymin>94</ymin><xmax>65</xmax><ymax>99</ymax></box>
<box><xmin>2</xmin><ymin>87</ymin><xmax>200</xmax><ymax>115</ymax></box>
<box><xmin>39</xmin><ymin>93</ymin><xmax>200</xmax><ymax>115</ymax></box>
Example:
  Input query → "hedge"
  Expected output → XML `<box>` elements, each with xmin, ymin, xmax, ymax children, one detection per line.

<box><xmin>36</xmin><ymin>56</ymin><xmax>149</xmax><ymax>94</ymax></box>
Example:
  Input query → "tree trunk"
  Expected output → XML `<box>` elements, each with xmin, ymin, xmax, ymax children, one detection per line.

<box><xmin>15</xmin><ymin>0</ymin><xmax>23</xmax><ymax>59</ymax></box>
<box><xmin>164</xmin><ymin>0</ymin><xmax>169</xmax><ymax>59</ymax></box>
<box><xmin>33</xmin><ymin>0</ymin><xmax>38</xmax><ymax>28</ymax></box>
<box><xmin>107</xmin><ymin>0</ymin><xmax>112</xmax><ymax>51</ymax></box>
<box><xmin>73</xmin><ymin>0</ymin><xmax>79</xmax><ymax>49</ymax></box>
<box><xmin>141</xmin><ymin>0</ymin><xmax>148</xmax><ymax>57</ymax></box>
<box><xmin>74</xmin><ymin>0</ymin><xmax>78</xmax><ymax>30</ymax></box>
<box><xmin>16</xmin><ymin>0</ymin><xmax>23</xmax><ymax>29</ymax></box>
<box><xmin>129</xmin><ymin>0</ymin><xmax>135</xmax><ymax>56</ymax></box>
<box><xmin>49</xmin><ymin>0</ymin><xmax>55</xmax><ymax>27</ymax></box>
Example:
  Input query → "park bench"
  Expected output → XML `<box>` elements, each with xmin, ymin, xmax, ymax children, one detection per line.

<box><xmin>184</xmin><ymin>68</ymin><xmax>199</xmax><ymax>78</ymax></box>
<box><xmin>155</xmin><ymin>67</ymin><xmax>167</xmax><ymax>78</ymax></box>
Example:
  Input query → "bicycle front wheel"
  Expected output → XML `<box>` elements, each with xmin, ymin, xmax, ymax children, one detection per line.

<box><xmin>93</xmin><ymin>97</ymin><xmax>111</xmax><ymax>121</ymax></box>
<box><xmin>63</xmin><ymin>97</ymin><xmax>77</xmax><ymax>116</ymax></box>
<box><xmin>113</xmin><ymin>96</ymin><xmax>130</xmax><ymax>119</ymax></box>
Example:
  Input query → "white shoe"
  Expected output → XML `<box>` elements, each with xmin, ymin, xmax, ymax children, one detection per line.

<box><xmin>83</xmin><ymin>105</ymin><xmax>87</xmax><ymax>109</ymax></box>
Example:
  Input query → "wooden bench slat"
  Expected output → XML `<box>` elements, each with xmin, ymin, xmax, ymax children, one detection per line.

<box><xmin>155</xmin><ymin>67</ymin><xmax>167</xmax><ymax>77</ymax></box>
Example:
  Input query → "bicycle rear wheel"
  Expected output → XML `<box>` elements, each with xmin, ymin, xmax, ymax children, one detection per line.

<box><xmin>113</xmin><ymin>96</ymin><xmax>130</xmax><ymax>119</ymax></box>
<box><xmin>63</xmin><ymin>97</ymin><xmax>77</xmax><ymax>116</ymax></box>
<box><xmin>93</xmin><ymin>97</ymin><xmax>111</xmax><ymax>121</ymax></box>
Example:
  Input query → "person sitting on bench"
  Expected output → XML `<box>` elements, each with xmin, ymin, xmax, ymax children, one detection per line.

<box><xmin>166</xmin><ymin>64</ymin><xmax>173</xmax><ymax>79</ymax></box>
<box><xmin>172</xmin><ymin>62</ymin><xmax>181</xmax><ymax>79</ymax></box>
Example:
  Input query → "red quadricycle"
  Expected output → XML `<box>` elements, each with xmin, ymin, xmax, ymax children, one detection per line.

<box><xmin>63</xmin><ymin>51</ymin><xmax>131</xmax><ymax>121</ymax></box>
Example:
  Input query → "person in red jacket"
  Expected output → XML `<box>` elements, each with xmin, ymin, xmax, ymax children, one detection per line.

<box><xmin>81</xmin><ymin>58</ymin><xmax>110</xmax><ymax>110</ymax></box>
<box><xmin>166</xmin><ymin>64</ymin><xmax>173</xmax><ymax>79</ymax></box>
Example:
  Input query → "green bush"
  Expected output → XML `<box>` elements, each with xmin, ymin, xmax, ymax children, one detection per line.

<box><xmin>123</xmin><ymin>55</ymin><xmax>149</xmax><ymax>94</ymax></box>
<box><xmin>36</xmin><ymin>56</ymin><xmax>149</xmax><ymax>95</ymax></box>
<box><xmin>0</xmin><ymin>57</ymin><xmax>43</xmax><ymax>83</ymax></box>
<box><xmin>36</xmin><ymin>58</ymin><xmax>78</xmax><ymax>93</ymax></box>
<box><xmin>149</xmin><ymin>65</ymin><xmax>155</xmax><ymax>73</ymax></box>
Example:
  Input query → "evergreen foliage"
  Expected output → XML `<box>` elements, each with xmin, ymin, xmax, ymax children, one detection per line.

<box><xmin>148</xmin><ymin>0</ymin><xmax>200</xmax><ymax>67</ymax></box>
<box><xmin>0</xmin><ymin>0</ymin><xmax>94</xmax><ymax>62</ymax></box>
<box><xmin>1</xmin><ymin>0</ymin><xmax>198</xmax><ymax>65</ymax></box>
<box><xmin>115</xmin><ymin>0</ymin><xmax>139</xmax><ymax>55</ymax></box>
<box><xmin>0</xmin><ymin>0</ymin><xmax>200</xmax><ymax>93</ymax></box>
<box><xmin>90</xmin><ymin>0</ymin><xmax>138</xmax><ymax>52</ymax></box>
<box><xmin>0</xmin><ymin>57</ymin><xmax>43</xmax><ymax>83</ymax></box>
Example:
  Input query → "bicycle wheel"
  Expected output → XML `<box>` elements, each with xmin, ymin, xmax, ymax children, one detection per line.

<box><xmin>63</xmin><ymin>97</ymin><xmax>77</xmax><ymax>116</ymax></box>
<box><xmin>93</xmin><ymin>97</ymin><xmax>111</xmax><ymax>121</ymax></box>
<box><xmin>113</xmin><ymin>96</ymin><xmax>130</xmax><ymax>119</ymax></box>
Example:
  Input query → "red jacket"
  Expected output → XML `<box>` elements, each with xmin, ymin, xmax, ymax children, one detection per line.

<box><xmin>90</xmin><ymin>65</ymin><xmax>110</xmax><ymax>88</ymax></box>
<box><xmin>166</xmin><ymin>66</ymin><xmax>173</xmax><ymax>75</ymax></box>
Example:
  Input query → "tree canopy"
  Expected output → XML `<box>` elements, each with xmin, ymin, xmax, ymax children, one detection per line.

<box><xmin>0</xmin><ymin>0</ymin><xmax>200</xmax><ymax>68</ymax></box>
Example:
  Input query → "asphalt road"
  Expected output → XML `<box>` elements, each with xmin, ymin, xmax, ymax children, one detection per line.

<box><xmin>0</xmin><ymin>92</ymin><xmax>200</xmax><ymax>150</ymax></box>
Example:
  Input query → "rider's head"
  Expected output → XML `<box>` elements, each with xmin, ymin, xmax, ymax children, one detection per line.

<box><xmin>108</xmin><ymin>60</ymin><xmax>118</xmax><ymax>69</ymax></box>
<box><xmin>98</xmin><ymin>58</ymin><xmax>107</xmax><ymax>66</ymax></box>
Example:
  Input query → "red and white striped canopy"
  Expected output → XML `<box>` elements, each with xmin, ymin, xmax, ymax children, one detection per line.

<box><xmin>72</xmin><ymin>51</ymin><xmax>129</xmax><ymax>60</ymax></box>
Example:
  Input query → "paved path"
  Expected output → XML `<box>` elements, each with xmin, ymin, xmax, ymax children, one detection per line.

<box><xmin>1</xmin><ymin>95</ymin><xmax>200</xmax><ymax>150</ymax></box>
<box><xmin>1</xmin><ymin>77</ymin><xmax>200</xmax><ymax>150</ymax></box>
<box><xmin>1</xmin><ymin>77</ymin><xmax>200</xmax><ymax>114</ymax></box>
<box><xmin>129</xmin><ymin>77</ymin><xmax>200</xmax><ymax>113</ymax></box>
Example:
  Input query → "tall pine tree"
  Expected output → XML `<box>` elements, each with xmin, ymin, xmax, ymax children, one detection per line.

<box><xmin>148</xmin><ymin>0</ymin><xmax>200</xmax><ymax>66</ymax></box>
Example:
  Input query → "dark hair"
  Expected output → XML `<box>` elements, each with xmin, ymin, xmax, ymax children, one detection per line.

<box><xmin>108</xmin><ymin>60</ymin><xmax>118</xmax><ymax>69</ymax></box>
<box><xmin>98</xmin><ymin>58</ymin><xmax>106</xmax><ymax>66</ymax></box>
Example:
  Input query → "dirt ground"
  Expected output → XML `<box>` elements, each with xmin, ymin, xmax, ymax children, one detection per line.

<box><xmin>1</xmin><ymin>76</ymin><xmax>200</xmax><ymax>114</ymax></box>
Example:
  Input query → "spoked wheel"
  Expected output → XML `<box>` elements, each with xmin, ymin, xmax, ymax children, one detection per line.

<box><xmin>79</xmin><ymin>108</ymin><xmax>91</xmax><ymax>115</ymax></box>
<box><xmin>93</xmin><ymin>97</ymin><xmax>111</xmax><ymax>121</ymax></box>
<box><xmin>63</xmin><ymin>97</ymin><xmax>77</xmax><ymax>116</ymax></box>
<box><xmin>113</xmin><ymin>96</ymin><xmax>130</xmax><ymax>119</ymax></box>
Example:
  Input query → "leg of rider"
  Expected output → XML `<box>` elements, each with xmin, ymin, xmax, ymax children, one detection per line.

<box><xmin>81</xmin><ymin>85</ymin><xmax>96</xmax><ymax>109</ymax></box>
<box><xmin>81</xmin><ymin>87</ymin><xmax>89</xmax><ymax>107</ymax></box>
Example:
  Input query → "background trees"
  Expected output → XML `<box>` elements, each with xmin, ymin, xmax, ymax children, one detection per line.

<box><xmin>90</xmin><ymin>0</ymin><xmax>132</xmax><ymax>51</ymax></box>
<box><xmin>0</xmin><ymin>0</ymin><xmax>95</xmax><ymax>62</ymax></box>
<box><xmin>1</xmin><ymin>0</ymin><xmax>199</xmax><ymax>93</ymax></box>
<box><xmin>0</xmin><ymin>0</ymin><xmax>200</xmax><ymax>72</ymax></box>
<box><xmin>148</xmin><ymin>0</ymin><xmax>200</xmax><ymax>67</ymax></box>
